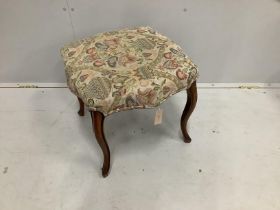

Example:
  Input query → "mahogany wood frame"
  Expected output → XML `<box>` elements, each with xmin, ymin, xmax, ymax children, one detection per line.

<box><xmin>77</xmin><ymin>81</ymin><xmax>197</xmax><ymax>177</ymax></box>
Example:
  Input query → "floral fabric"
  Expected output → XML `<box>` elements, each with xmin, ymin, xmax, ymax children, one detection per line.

<box><xmin>61</xmin><ymin>26</ymin><xmax>198</xmax><ymax>116</ymax></box>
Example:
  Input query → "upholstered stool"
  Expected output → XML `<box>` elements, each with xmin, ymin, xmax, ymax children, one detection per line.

<box><xmin>61</xmin><ymin>26</ymin><xmax>198</xmax><ymax>177</ymax></box>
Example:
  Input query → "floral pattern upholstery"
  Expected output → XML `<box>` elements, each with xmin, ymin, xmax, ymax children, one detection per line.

<box><xmin>61</xmin><ymin>26</ymin><xmax>198</xmax><ymax>116</ymax></box>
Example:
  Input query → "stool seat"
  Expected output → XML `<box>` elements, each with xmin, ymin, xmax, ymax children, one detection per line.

<box><xmin>61</xmin><ymin>26</ymin><xmax>198</xmax><ymax>116</ymax></box>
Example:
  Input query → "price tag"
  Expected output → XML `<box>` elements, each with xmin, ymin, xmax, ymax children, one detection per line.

<box><xmin>154</xmin><ymin>108</ymin><xmax>163</xmax><ymax>125</ymax></box>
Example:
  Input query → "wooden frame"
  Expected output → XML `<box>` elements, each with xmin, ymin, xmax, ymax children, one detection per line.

<box><xmin>77</xmin><ymin>80</ymin><xmax>197</xmax><ymax>177</ymax></box>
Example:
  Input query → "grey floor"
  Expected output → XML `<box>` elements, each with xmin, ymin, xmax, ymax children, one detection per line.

<box><xmin>0</xmin><ymin>87</ymin><xmax>280</xmax><ymax>210</ymax></box>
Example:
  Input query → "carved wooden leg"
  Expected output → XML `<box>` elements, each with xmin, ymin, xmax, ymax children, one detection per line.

<box><xmin>180</xmin><ymin>81</ymin><xmax>198</xmax><ymax>143</ymax></box>
<box><xmin>90</xmin><ymin>111</ymin><xmax>110</xmax><ymax>177</ymax></box>
<box><xmin>77</xmin><ymin>97</ymin><xmax>85</xmax><ymax>116</ymax></box>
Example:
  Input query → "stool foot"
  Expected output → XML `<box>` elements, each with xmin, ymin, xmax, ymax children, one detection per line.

<box><xmin>90</xmin><ymin>111</ymin><xmax>110</xmax><ymax>177</ymax></box>
<box><xmin>180</xmin><ymin>81</ymin><xmax>198</xmax><ymax>143</ymax></box>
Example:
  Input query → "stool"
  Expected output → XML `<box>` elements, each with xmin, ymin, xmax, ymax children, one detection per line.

<box><xmin>61</xmin><ymin>26</ymin><xmax>198</xmax><ymax>177</ymax></box>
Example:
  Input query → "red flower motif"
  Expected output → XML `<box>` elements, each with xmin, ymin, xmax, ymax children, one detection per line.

<box><xmin>93</xmin><ymin>60</ymin><xmax>105</xmax><ymax>67</ymax></box>
<box><xmin>176</xmin><ymin>69</ymin><xmax>188</xmax><ymax>80</ymax></box>
<box><xmin>164</xmin><ymin>52</ymin><xmax>172</xmax><ymax>59</ymax></box>
<box><xmin>86</xmin><ymin>47</ymin><xmax>96</xmax><ymax>54</ymax></box>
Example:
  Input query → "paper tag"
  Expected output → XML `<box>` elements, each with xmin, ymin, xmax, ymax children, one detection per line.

<box><xmin>154</xmin><ymin>108</ymin><xmax>163</xmax><ymax>125</ymax></box>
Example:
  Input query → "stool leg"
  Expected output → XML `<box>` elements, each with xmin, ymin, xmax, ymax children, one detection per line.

<box><xmin>90</xmin><ymin>111</ymin><xmax>110</xmax><ymax>177</ymax></box>
<box><xmin>180</xmin><ymin>81</ymin><xmax>198</xmax><ymax>143</ymax></box>
<box><xmin>77</xmin><ymin>97</ymin><xmax>85</xmax><ymax>116</ymax></box>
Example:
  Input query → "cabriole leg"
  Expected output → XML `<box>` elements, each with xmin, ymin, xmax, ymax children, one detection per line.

<box><xmin>90</xmin><ymin>111</ymin><xmax>110</xmax><ymax>177</ymax></box>
<box><xmin>77</xmin><ymin>97</ymin><xmax>85</xmax><ymax>116</ymax></box>
<box><xmin>180</xmin><ymin>81</ymin><xmax>198</xmax><ymax>143</ymax></box>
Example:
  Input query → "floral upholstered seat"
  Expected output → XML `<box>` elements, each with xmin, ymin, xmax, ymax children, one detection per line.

<box><xmin>61</xmin><ymin>26</ymin><xmax>198</xmax><ymax>116</ymax></box>
<box><xmin>60</xmin><ymin>26</ymin><xmax>199</xmax><ymax>177</ymax></box>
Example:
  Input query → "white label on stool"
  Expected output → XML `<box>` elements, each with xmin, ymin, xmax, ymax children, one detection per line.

<box><xmin>154</xmin><ymin>108</ymin><xmax>163</xmax><ymax>125</ymax></box>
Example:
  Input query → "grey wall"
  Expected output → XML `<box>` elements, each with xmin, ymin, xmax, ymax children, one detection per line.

<box><xmin>1</xmin><ymin>0</ymin><xmax>280</xmax><ymax>83</ymax></box>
